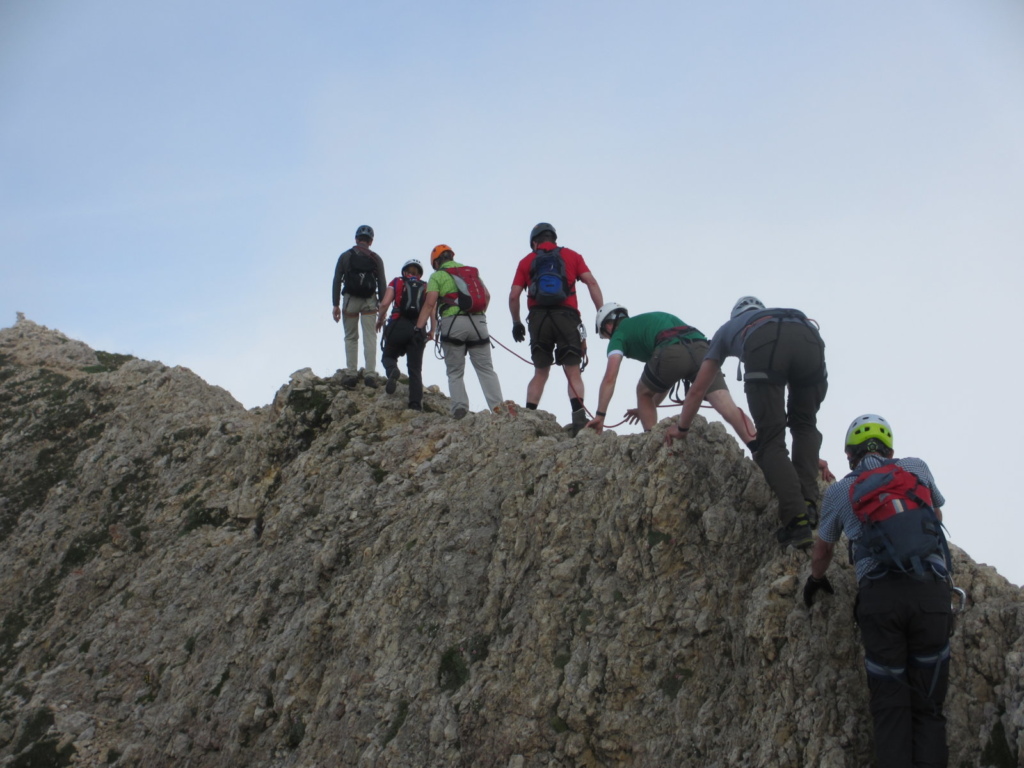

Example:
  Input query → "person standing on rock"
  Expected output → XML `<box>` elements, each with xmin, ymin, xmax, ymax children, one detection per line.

<box><xmin>665</xmin><ymin>296</ymin><xmax>827</xmax><ymax>549</ymax></box>
<box><xmin>585</xmin><ymin>303</ymin><xmax>755</xmax><ymax>444</ymax></box>
<box><xmin>509</xmin><ymin>222</ymin><xmax>604</xmax><ymax>436</ymax></box>
<box><xmin>332</xmin><ymin>224</ymin><xmax>387</xmax><ymax>388</ymax></box>
<box><xmin>804</xmin><ymin>414</ymin><xmax>953</xmax><ymax>768</ymax></box>
<box><xmin>375</xmin><ymin>259</ymin><xmax>428</xmax><ymax>412</ymax></box>
<box><xmin>414</xmin><ymin>244</ymin><xmax>503</xmax><ymax>419</ymax></box>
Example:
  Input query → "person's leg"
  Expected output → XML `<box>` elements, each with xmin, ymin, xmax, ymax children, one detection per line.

<box><xmin>745</xmin><ymin>380</ymin><xmax>806</xmax><ymax>525</ymax></box>
<box><xmin>526</xmin><ymin>309</ymin><xmax>555</xmax><ymax>406</ymax></box>
<box><xmin>635</xmin><ymin>381</ymin><xmax>660</xmax><ymax>431</ymax></box>
<box><xmin>341</xmin><ymin>296</ymin><xmax>360</xmax><ymax>371</ymax></box>
<box><xmin>441</xmin><ymin>316</ymin><xmax>470</xmax><ymax>415</ymax></box>
<box><xmin>907</xmin><ymin>581</ymin><xmax>952</xmax><ymax>768</ymax></box>
<box><xmin>527</xmin><ymin>366</ymin><xmax>550</xmax><ymax>407</ymax></box>
<box><xmin>788</xmin><ymin>378</ymin><xmax>827</xmax><ymax>505</ymax></box>
<box><xmin>463</xmin><ymin>316</ymin><xmax>504</xmax><ymax>410</ymax></box>
<box><xmin>564</xmin><ymin>364</ymin><xmax>585</xmax><ymax>404</ymax></box>
<box><xmin>783</xmin><ymin>323</ymin><xmax>828</xmax><ymax>505</ymax></box>
<box><xmin>857</xmin><ymin>581</ymin><xmax>914</xmax><ymax>768</ymax></box>
<box><xmin>380</xmin><ymin>324</ymin><xmax>400</xmax><ymax>381</ymax></box>
<box><xmin>406</xmin><ymin>332</ymin><xmax>425</xmax><ymax>409</ymax></box>
<box><xmin>637</xmin><ymin>344</ymin><xmax>695</xmax><ymax>432</ymax></box>
<box><xmin>359</xmin><ymin>305</ymin><xmax>378</xmax><ymax>374</ymax></box>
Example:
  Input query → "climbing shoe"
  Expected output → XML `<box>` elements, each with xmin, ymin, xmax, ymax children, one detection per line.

<box><xmin>385</xmin><ymin>369</ymin><xmax>400</xmax><ymax>394</ymax></box>
<box><xmin>570</xmin><ymin>408</ymin><xmax>588</xmax><ymax>437</ymax></box>
<box><xmin>776</xmin><ymin>513</ymin><xmax>813</xmax><ymax>549</ymax></box>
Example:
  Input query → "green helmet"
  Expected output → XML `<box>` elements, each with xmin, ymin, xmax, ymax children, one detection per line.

<box><xmin>845</xmin><ymin>414</ymin><xmax>894</xmax><ymax>450</ymax></box>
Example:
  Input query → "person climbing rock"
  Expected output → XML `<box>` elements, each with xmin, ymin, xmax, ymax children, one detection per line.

<box><xmin>586</xmin><ymin>303</ymin><xmax>755</xmax><ymax>444</ymax></box>
<box><xmin>375</xmin><ymin>259</ymin><xmax>427</xmax><ymax>411</ymax></box>
<box><xmin>508</xmin><ymin>222</ymin><xmax>604</xmax><ymax>436</ymax></box>
<box><xmin>666</xmin><ymin>296</ymin><xmax>827</xmax><ymax>548</ymax></box>
<box><xmin>805</xmin><ymin>414</ymin><xmax>954</xmax><ymax>768</ymax></box>
<box><xmin>415</xmin><ymin>244</ymin><xmax>503</xmax><ymax>419</ymax></box>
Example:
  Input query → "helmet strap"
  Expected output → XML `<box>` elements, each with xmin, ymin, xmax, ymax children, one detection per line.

<box><xmin>846</xmin><ymin>440</ymin><xmax>893</xmax><ymax>469</ymax></box>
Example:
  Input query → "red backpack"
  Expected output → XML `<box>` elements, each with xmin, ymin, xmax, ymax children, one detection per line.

<box><xmin>848</xmin><ymin>460</ymin><xmax>950</xmax><ymax>578</ymax></box>
<box><xmin>441</xmin><ymin>266</ymin><xmax>488</xmax><ymax>314</ymax></box>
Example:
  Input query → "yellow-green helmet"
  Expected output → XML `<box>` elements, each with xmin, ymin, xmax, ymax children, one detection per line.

<box><xmin>845</xmin><ymin>414</ymin><xmax>893</xmax><ymax>450</ymax></box>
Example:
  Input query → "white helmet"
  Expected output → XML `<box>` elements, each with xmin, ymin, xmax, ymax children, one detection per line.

<box><xmin>731</xmin><ymin>295</ymin><xmax>765</xmax><ymax>318</ymax></box>
<box><xmin>595</xmin><ymin>303</ymin><xmax>629</xmax><ymax>335</ymax></box>
<box><xmin>401</xmin><ymin>259</ymin><xmax>423</xmax><ymax>276</ymax></box>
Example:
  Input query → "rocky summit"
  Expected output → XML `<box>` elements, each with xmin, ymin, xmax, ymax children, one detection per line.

<box><xmin>0</xmin><ymin>314</ymin><xmax>1020</xmax><ymax>768</ymax></box>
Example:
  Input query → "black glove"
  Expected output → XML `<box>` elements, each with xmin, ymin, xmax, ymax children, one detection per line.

<box><xmin>803</xmin><ymin>575</ymin><xmax>834</xmax><ymax>608</ymax></box>
<box><xmin>413</xmin><ymin>326</ymin><xmax>427</xmax><ymax>344</ymax></box>
<box><xmin>512</xmin><ymin>322</ymin><xmax>526</xmax><ymax>343</ymax></box>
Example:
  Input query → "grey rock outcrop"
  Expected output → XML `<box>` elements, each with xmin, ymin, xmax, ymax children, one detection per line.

<box><xmin>0</xmin><ymin>315</ymin><xmax>1021</xmax><ymax>767</ymax></box>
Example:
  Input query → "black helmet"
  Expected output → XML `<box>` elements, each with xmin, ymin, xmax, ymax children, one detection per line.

<box><xmin>355</xmin><ymin>225</ymin><xmax>374</xmax><ymax>241</ymax></box>
<box><xmin>530</xmin><ymin>222</ymin><xmax>556</xmax><ymax>246</ymax></box>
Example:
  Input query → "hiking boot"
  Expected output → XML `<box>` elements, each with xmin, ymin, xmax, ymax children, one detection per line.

<box><xmin>805</xmin><ymin>501</ymin><xmax>819</xmax><ymax>530</ymax></box>
<box><xmin>364</xmin><ymin>372</ymin><xmax>379</xmax><ymax>389</ymax></box>
<box><xmin>570</xmin><ymin>408</ymin><xmax>588</xmax><ymax>437</ymax></box>
<box><xmin>409</xmin><ymin>402</ymin><xmax>422</xmax><ymax>411</ymax></box>
<box><xmin>385</xmin><ymin>368</ymin><xmax>400</xmax><ymax>394</ymax></box>
<box><xmin>776</xmin><ymin>513</ymin><xmax>814</xmax><ymax>550</ymax></box>
<box><xmin>340</xmin><ymin>373</ymin><xmax>359</xmax><ymax>389</ymax></box>
<box><xmin>453</xmin><ymin>405</ymin><xmax>468</xmax><ymax>420</ymax></box>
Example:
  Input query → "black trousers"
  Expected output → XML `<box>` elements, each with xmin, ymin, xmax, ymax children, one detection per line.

<box><xmin>742</xmin><ymin>321</ymin><xmax>827</xmax><ymax>525</ymax></box>
<box><xmin>381</xmin><ymin>318</ymin><xmax>425</xmax><ymax>407</ymax></box>
<box><xmin>856</xmin><ymin>576</ymin><xmax>952</xmax><ymax>768</ymax></box>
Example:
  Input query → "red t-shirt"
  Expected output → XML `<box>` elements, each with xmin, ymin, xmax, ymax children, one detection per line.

<box><xmin>511</xmin><ymin>243</ymin><xmax>591</xmax><ymax>311</ymax></box>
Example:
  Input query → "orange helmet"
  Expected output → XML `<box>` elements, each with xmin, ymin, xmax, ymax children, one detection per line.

<box><xmin>430</xmin><ymin>244</ymin><xmax>453</xmax><ymax>264</ymax></box>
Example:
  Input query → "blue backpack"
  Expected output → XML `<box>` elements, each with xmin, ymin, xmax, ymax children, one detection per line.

<box><xmin>528</xmin><ymin>248</ymin><xmax>571</xmax><ymax>306</ymax></box>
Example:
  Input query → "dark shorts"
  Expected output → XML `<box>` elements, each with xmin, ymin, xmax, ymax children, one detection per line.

<box><xmin>527</xmin><ymin>307</ymin><xmax>583</xmax><ymax>367</ymax></box>
<box><xmin>640</xmin><ymin>340</ymin><xmax>728</xmax><ymax>395</ymax></box>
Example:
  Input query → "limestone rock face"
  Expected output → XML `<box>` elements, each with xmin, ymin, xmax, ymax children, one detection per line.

<box><xmin>0</xmin><ymin>315</ymin><xmax>1021</xmax><ymax>767</ymax></box>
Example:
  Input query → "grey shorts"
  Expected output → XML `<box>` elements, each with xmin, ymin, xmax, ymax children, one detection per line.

<box><xmin>640</xmin><ymin>340</ymin><xmax>728</xmax><ymax>395</ymax></box>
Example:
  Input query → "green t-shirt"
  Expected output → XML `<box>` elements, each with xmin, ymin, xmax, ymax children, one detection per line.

<box><xmin>607</xmin><ymin>312</ymin><xmax>705</xmax><ymax>362</ymax></box>
<box><xmin>426</xmin><ymin>260</ymin><xmax>464</xmax><ymax>317</ymax></box>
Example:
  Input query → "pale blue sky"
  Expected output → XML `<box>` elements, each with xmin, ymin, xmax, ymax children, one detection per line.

<box><xmin>3</xmin><ymin>0</ymin><xmax>1023</xmax><ymax>585</ymax></box>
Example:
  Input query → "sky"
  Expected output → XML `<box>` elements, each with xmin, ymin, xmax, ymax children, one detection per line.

<box><xmin>2</xmin><ymin>1</ymin><xmax>1022</xmax><ymax>587</ymax></box>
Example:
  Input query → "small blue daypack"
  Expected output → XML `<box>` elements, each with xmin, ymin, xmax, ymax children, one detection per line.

<box><xmin>528</xmin><ymin>248</ymin><xmax>571</xmax><ymax>306</ymax></box>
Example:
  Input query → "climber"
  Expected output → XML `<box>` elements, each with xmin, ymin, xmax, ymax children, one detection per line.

<box><xmin>375</xmin><ymin>259</ymin><xmax>428</xmax><ymax>412</ymax></box>
<box><xmin>508</xmin><ymin>222</ymin><xmax>604</xmax><ymax>436</ymax></box>
<box><xmin>585</xmin><ymin>304</ymin><xmax>755</xmax><ymax>444</ymax></box>
<box><xmin>331</xmin><ymin>224</ymin><xmax>388</xmax><ymax>388</ymax></box>
<box><xmin>414</xmin><ymin>244</ymin><xmax>504</xmax><ymax>419</ymax></box>
<box><xmin>804</xmin><ymin>414</ymin><xmax>953</xmax><ymax>768</ymax></box>
<box><xmin>665</xmin><ymin>296</ymin><xmax>827</xmax><ymax>549</ymax></box>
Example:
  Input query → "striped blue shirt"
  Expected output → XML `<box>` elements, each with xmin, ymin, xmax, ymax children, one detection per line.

<box><xmin>818</xmin><ymin>454</ymin><xmax>946</xmax><ymax>582</ymax></box>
